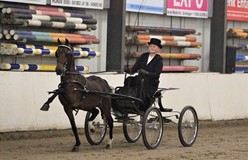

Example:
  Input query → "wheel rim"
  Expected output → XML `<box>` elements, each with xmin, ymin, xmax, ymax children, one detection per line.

<box><xmin>143</xmin><ymin>108</ymin><xmax>163</xmax><ymax>148</ymax></box>
<box><xmin>123</xmin><ymin>115</ymin><xmax>142</xmax><ymax>142</ymax></box>
<box><xmin>88</xmin><ymin>120</ymin><xmax>106</xmax><ymax>142</ymax></box>
<box><xmin>180</xmin><ymin>108</ymin><xmax>198</xmax><ymax>145</ymax></box>
<box><xmin>86</xmin><ymin>113</ymin><xmax>107</xmax><ymax>144</ymax></box>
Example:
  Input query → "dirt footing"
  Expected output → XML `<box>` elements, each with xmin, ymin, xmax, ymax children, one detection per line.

<box><xmin>0</xmin><ymin>118</ymin><xmax>247</xmax><ymax>141</ymax></box>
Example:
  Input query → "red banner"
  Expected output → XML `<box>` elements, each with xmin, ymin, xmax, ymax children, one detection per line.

<box><xmin>227</xmin><ymin>0</ymin><xmax>248</xmax><ymax>21</ymax></box>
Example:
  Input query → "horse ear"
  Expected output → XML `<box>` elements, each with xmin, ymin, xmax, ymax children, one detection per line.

<box><xmin>65</xmin><ymin>38</ymin><xmax>69</xmax><ymax>45</ymax></box>
<box><xmin>58</xmin><ymin>38</ymin><xmax>62</xmax><ymax>44</ymax></box>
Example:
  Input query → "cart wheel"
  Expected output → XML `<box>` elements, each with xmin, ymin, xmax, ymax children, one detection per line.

<box><xmin>123</xmin><ymin>114</ymin><xmax>142</xmax><ymax>143</ymax></box>
<box><xmin>84</xmin><ymin>111</ymin><xmax>107</xmax><ymax>145</ymax></box>
<box><xmin>178</xmin><ymin>106</ymin><xmax>198</xmax><ymax>147</ymax></box>
<box><xmin>142</xmin><ymin>107</ymin><xmax>163</xmax><ymax>149</ymax></box>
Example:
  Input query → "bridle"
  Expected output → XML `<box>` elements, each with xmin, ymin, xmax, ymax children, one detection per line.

<box><xmin>56</xmin><ymin>44</ymin><xmax>74</xmax><ymax>74</ymax></box>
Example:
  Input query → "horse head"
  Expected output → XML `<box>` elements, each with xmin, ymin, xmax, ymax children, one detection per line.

<box><xmin>55</xmin><ymin>38</ymin><xmax>75</xmax><ymax>75</ymax></box>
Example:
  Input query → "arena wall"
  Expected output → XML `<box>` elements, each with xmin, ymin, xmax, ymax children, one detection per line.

<box><xmin>0</xmin><ymin>72</ymin><xmax>248</xmax><ymax>132</ymax></box>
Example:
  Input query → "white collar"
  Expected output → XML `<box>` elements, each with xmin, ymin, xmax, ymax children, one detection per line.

<box><xmin>147</xmin><ymin>54</ymin><xmax>155</xmax><ymax>64</ymax></box>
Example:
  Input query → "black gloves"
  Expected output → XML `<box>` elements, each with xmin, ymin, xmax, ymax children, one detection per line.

<box><xmin>124</xmin><ymin>67</ymin><xmax>131</xmax><ymax>73</ymax></box>
<box><xmin>125</xmin><ymin>67</ymin><xmax>149</xmax><ymax>75</ymax></box>
<box><xmin>138</xmin><ymin>69</ymin><xmax>149</xmax><ymax>75</ymax></box>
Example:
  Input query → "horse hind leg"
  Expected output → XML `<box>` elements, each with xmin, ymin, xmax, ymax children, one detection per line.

<box><xmin>64</xmin><ymin>109</ymin><xmax>81</xmax><ymax>152</ymax></box>
<box><xmin>105</xmin><ymin>114</ymin><xmax>114</xmax><ymax>149</ymax></box>
<box><xmin>87</xmin><ymin>108</ymin><xmax>99</xmax><ymax>132</ymax></box>
<box><xmin>100</xmin><ymin>99</ymin><xmax>114</xmax><ymax>149</ymax></box>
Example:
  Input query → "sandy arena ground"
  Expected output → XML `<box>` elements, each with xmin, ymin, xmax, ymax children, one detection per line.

<box><xmin>0</xmin><ymin>119</ymin><xmax>248</xmax><ymax>160</ymax></box>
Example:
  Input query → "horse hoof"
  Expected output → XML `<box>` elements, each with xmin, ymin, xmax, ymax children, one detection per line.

<box><xmin>40</xmin><ymin>103</ymin><xmax>50</xmax><ymax>111</ymax></box>
<box><xmin>106</xmin><ymin>144</ymin><xmax>112</xmax><ymax>149</ymax></box>
<box><xmin>90</xmin><ymin>128</ymin><xmax>95</xmax><ymax>133</ymax></box>
<box><xmin>71</xmin><ymin>146</ymin><xmax>79</xmax><ymax>152</ymax></box>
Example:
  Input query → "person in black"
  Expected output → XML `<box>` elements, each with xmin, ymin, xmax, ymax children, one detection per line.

<box><xmin>125</xmin><ymin>38</ymin><xmax>163</xmax><ymax>108</ymax></box>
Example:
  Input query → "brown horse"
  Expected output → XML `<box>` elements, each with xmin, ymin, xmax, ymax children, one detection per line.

<box><xmin>42</xmin><ymin>39</ymin><xmax>113</xmax><ymax>152</ymax></box>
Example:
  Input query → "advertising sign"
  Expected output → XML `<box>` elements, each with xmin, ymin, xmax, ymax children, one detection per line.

<box><xmin>166</xmin><ymin>0</ymin><xmax>208</xmax><ymax>18</ymax></box>
<box><xmin>227</xmin><ymin>0</ymin><xmax>248</xmax><ymax>22</ymax></box>
<box><xmin>1</xmin><ymin>0</ymin><xmax>46</xmax><ymax>5</ymax></box>
<box><xmin>126</xmin><ymin>0</ymin><xmax>165</xmax><ymax>15</ymax></box>
<box><xmin>50</xmin><ymin>0</ymin><xmax>104</xmax><ymax>9</ymax></box>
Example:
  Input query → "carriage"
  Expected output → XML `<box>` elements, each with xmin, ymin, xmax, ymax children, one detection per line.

<box><xmin>42</xmin><ymin>39</ymin><xmax>198</xmax><ymax>151</ymax></box>
<box><xmin>84</xmin><ymin>74</ymin><xmax>198</xmax><ymax>149</ymax></box>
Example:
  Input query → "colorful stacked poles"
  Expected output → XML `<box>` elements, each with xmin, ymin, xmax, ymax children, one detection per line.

<box><xmin>129</xmin><ymin>52</ymin><xmax>201</xmax><ymax>60</ymax></box>
<box><xmin>127</xmin><ymin>34</ymin><xmax>202</xmax><ymax>48</ymax></box>
<box><xmin>162</xmin><ymin>66</ymin><xmax>199</xmax><ymax>72</ymax></box>
<box><xmin>0</xmin><ymin>29</ymin><xmax>100</xmax><ymax>44</ymax></box>
<box><xmin>134</xmin><ymin>34</ymin><xmax>197</xmax><ymax>42</ymax></box>
<box><xmin>126</xmin><ymin>25</ymin><xmax>199</xmax><ymax>35</ymax></box>
<box><xmin>0</xmin><ymin>43</ymin><xmax>101</xmax><ymax>58</ymax></box>
<box><xmin>227</xmin><ymin>28</ymin><xmax>248</xmax><ymax>38</ymax></box>
<box><xmin>236</xmin><ymin>55</ymin><xmax>248</xmax><ymax>61</ymax></box>
<box><xmin>125</xmin><ymin>64</ymin><xmax>199</xmax><ymax>72</ymax></box>
<box><xmin>0</xmin><ymin>2</ymin><xmax>97</xmax><ymax>31</ymax></box>
<box><xmin>0</xmin><ymin>2</ymin><xmax>100</xmax><ymax>73</ymax></box>
<box><xmin>0</xmin><ymin>63</ymin><xmax>90</xmax><ymax>72</ymax></box>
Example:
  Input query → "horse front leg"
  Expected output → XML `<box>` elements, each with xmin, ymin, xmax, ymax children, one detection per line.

<box><xmin>40</xmin><ymin>89</ymin><xmax>63</xmax><ymax>111</ymax></box>
<box><xmin>40</xmin><ymin>92</ymin><xmax>58</xmax><ymax>111</ymax></box>
<box><xmin>65</xmin><ymin>109</ymin><xmax>81</xmax><ymax>152</ymax></box>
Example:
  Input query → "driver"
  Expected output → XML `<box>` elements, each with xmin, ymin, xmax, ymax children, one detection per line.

<box><xmin>125</xmin><ymin>38</ymin><xmax>163</xmax><ymax>107</ymax></box>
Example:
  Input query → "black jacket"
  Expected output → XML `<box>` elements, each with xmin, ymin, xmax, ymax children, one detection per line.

<box><xmin>131</xmin><ymin>52</ymin><xmax>163</xmax><ymax>96</ymax></box>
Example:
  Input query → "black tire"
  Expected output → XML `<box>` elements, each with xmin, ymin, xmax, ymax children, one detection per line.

<box><xmin>123</xmin><ymin>114</ymin><xmax>142</xmax><ymax>143</ymax></box>
<box><xmin>84</xmin><ymin>111</ymin><xmax>107</xmax><ymax>145</ymax></box>
<box><xmin>178</xmin><ymin>106</ymin><xmax>198</xmax><ymax>147</ymax></box>
<box><xmin>142</xmin><ymin>107</ymin><xmax>163</xmax><ymax>149</ymax></box>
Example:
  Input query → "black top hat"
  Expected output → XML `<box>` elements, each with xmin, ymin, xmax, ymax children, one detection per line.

<box><xmin>148</xmin><ymin>38</ymin><xmax>162</xmax><ymax>49</ymax></box>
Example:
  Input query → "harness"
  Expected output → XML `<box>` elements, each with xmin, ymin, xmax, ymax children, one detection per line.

<box><xmin>42</xmin><ymin>44</ymin><xmax>88</xmax><ymax>114</ymax></box>
<box><xmin>44</xmin><ymin>70</ymin><xmax>88</xmax><ymax>115</ymax></box>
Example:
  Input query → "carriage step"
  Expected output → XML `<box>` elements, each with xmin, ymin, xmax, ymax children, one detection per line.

<box><xmin>160</xmin><ymin>108</ymin><xmax>173</xmax><ymax>112</ymax></box>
